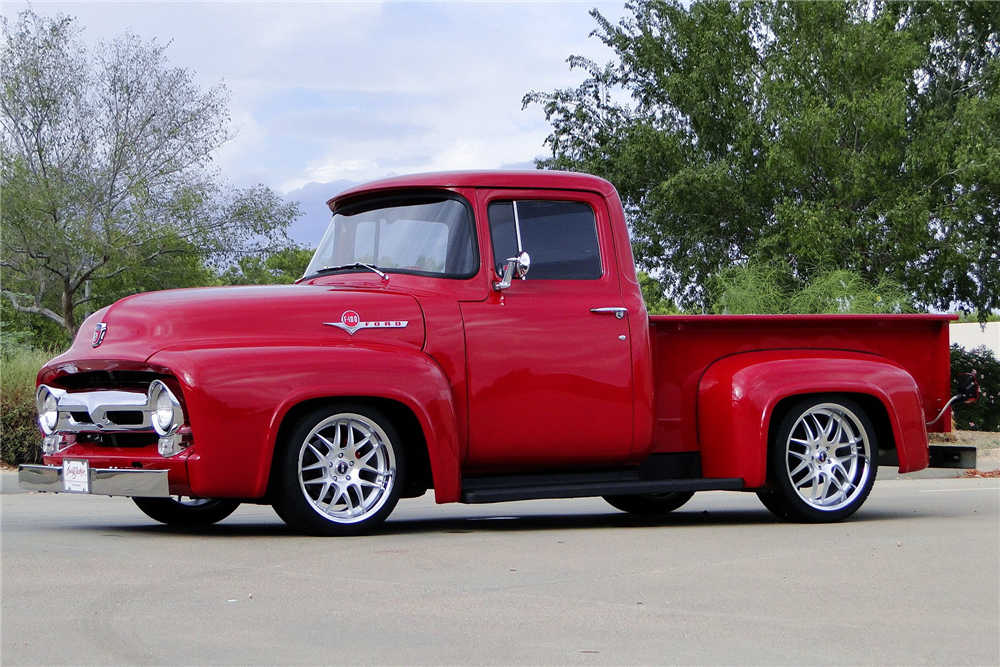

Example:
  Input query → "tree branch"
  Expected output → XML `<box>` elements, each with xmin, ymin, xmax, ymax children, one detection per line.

<box><xmin>2</xmin><ymin>290</ymin><xmax>65</xmax><ymax>327</ymax></box>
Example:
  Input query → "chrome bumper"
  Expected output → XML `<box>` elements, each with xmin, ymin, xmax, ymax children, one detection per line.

<box><xmin>18</xmin><ymin>465</ymin><xmax>170</xmax><ymax>498</ymax></box>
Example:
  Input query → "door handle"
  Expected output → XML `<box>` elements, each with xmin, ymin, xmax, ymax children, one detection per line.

<box><xmin>591</xmin><ymin>307</ymin><xmax>627</xmax><ymax>320</ymax></box>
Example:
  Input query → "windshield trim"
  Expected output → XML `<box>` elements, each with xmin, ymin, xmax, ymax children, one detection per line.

<box><xmin>301</xmin><ymin>190</ymin><xmax>480</xmax><ymax>282</ymax></box>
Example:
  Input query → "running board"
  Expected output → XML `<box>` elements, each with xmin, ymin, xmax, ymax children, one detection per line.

<box><xmin>460</xmin><ymin>472</ymin><xmax>744</xmax><ymax>504</ymax></box>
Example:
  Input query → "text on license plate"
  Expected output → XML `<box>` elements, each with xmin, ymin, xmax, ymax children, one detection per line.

<box><xmin>63</xmin><ymin>459</ymin><xmax>90</xmax><ymax>493</ymax></box>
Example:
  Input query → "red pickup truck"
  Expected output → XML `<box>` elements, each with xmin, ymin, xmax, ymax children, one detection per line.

<box><xmin>20</xmin><ymin>171</ymin><xmax>978</xmax><ymax>535</ymax></box>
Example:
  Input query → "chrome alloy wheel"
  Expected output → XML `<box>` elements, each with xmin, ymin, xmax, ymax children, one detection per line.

<box><xmin>784</xmin><ymin>403</ymin><xmax>873</xmax><ymax>511</ymax></box>
<box><xmin>297</xmin><ymin>413</ymin><xmax>396</xmax><ymax>524</ymax></box>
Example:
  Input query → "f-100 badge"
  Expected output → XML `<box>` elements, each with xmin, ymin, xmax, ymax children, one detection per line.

<box><xmin>324</xmin><ymin>310</ymin><xmax>408</xmax><ymax>336</ymax></box>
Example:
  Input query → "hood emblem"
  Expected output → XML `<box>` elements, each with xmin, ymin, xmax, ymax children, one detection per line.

<box><xmin>92</xmin><ymin>322</ymin><xmax>108</xmax><ymax>347</ymax></box>
<box><xmin>324</xmin><ymin>310</ymin><xmax>408</xmax><ymax>336</ymax></box>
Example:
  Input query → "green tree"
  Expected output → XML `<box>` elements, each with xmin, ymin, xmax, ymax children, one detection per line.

<box><xmin>1</xmin><ymin>10</ymin><xmax>300</xmax><ymax>339</ymax></box>
<box><xmin>637</xmin><ymin>270</ymin><xmax>682</xmax><ymax>314</ymax></box>
<box><xmin>220</xmin><ymin>246</ymin><xmax>314</xmax><ymax>286</ymax></box>
<box><xmin>526</xmin><ymin>1</ymin><xmax>1000</xmax><ymax>320</ymax></box>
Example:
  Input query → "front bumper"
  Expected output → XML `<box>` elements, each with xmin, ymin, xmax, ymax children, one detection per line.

<box><xmin>18</xmin><ymin>464</ymin><xmax>170</xmax><ymax>497</ymax></box>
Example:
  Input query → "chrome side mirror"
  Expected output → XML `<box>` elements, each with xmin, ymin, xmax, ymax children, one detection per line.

<box><xmin>493</xmin><ymin>251</ymin><xmax>531</xmax><ymax>291</ymax></box>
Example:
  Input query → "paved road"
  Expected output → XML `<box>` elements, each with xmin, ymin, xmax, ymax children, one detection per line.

<box><xmin>2</xmin><ymin>477</ymin><xmax>998</xmax><ymax>666</ymax></box>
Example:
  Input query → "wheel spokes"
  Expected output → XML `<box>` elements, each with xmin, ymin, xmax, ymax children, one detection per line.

<box><xmin>297</xmin><ymin>414</ymin><xmax>396</xmax><ymax>524</ymax></box>
<box><xmin>785</xmin><ymin>404</ymin><xmax>872</xmax><ymax>512</ymax></box>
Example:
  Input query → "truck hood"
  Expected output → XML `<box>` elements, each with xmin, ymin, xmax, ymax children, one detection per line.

<box><xmin>55</xmin><ymin>285</ymin><xmax>425</xmax><ymax>366</ymax></box>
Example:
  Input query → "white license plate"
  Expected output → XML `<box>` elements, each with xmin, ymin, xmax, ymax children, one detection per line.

<box><xmin>62</xmin><ymin>459</ymin><xmax>90</xmax><ymax>493</ymax></box>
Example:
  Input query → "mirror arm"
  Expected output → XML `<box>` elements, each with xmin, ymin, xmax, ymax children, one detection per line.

<box><xmin>493</xmin><ymin>261</ymin><xmax>517</xmax><ymax>291</ymax></box>
<box><xmin>493</xmin><ymin>251</ymin><xmax>531</xmax><ymax>291</ymax></box>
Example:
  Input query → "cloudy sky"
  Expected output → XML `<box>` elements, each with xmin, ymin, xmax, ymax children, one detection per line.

<box><xmin>4</xmin><ymin>1</ymin><xmax>627</xmax><ymax>245</ymax></box>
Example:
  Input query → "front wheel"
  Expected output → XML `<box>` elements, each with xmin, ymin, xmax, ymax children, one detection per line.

<box><xmin>271</xmin><ymin>404</ymin><xmax>405</xmax><ymax>536</ymax></box>
<box><xmin>761</xmin><ymin>396</ymin><xmax>878</xmax><ymax>523</ymax></box>
<box><xmin>604</xmin><ymin>492</ymin><xmax>695</xmax><ymax>515</ymax></box>
<box><xmin>133</xmin><ymin>496</ymin><xmax>240</xmax><ymax>527</ymax></box>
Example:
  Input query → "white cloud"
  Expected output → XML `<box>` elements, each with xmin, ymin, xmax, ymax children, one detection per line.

<box><xmin>4</xmin><ymin>1</ymin><xmax>626</xmax><ymax>194</ymax></box>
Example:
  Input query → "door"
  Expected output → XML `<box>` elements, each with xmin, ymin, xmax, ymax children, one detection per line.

<box><xmin>461</xmin><ymin>190</ymin><xmax>634</xmax><ymax>470</ymax></box>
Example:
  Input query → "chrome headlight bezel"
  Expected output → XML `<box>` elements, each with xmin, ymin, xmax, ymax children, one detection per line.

<box><xmin>36</xmin><ymin>385</ymin><xmax>59</xmax><ymax>435</ymax></box>
<box><xmin>147</xmin><ymin>380</ymin><xmax>183</xmax><ymax>437</ymax></box>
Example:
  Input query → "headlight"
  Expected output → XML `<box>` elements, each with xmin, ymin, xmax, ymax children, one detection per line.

<box><xmin>147</xmin><ymin>380</ymin><xmax>183</xmax><ymax>436</ymax></box>
<box><xmin>36</xmin><ymin>386</ymin><xmax>59</xmax><ymax>435</ymax></box>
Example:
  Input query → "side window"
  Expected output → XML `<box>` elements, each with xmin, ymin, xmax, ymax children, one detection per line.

<box><xmin>487</xmin><ymin>200</ymin><xmax>602</xmax><ymax>280</ymax></box>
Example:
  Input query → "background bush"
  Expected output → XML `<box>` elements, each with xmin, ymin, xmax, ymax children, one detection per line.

<box><xmin>951</xmin><ymin>344</ymin><xmax>1000</xmax><ymax>432</ymax></box>
<box><xmin>1</xmin><ymin>345</ymin><xmax>51</xmax><ymax>466</ymax></box>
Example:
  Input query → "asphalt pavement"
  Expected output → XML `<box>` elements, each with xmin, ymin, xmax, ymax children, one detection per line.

<box><xmin>2</xmin><ymin>473</ymin><xmax>997</xmax><ymax>666</ymax></box>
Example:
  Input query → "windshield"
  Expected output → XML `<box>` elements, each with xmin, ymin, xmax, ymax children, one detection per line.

<box><xmin>304</xmin><ymin>196</ymin><xmax>477</xmax><ymax>279</ymax></box>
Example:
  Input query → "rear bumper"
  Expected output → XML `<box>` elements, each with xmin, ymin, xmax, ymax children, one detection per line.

<box><xmin>18</xmin><ymin>465</ymin><xmax>170</xmax><ymax>497</ymax></box>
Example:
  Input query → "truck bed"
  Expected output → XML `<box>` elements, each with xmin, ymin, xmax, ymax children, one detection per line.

<box><xmin>649</xmin><ymin>314</ymin><xmax>955</xmax><ymax>453</ymax></box>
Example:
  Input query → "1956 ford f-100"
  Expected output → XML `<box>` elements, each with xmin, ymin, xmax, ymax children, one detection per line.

<box><xmin>19</xmin><ymin>170</ymin><xmax>979</xmax><ymax>535</ymax></box>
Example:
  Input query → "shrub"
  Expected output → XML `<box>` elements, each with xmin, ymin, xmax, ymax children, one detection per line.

<box><xmin>951</xmin><ymin>344</ymin><xmax>1000</xmax><ymax>432</ymax></box>
<box><xmin>708</xmin><ymin>262</ymin><xmax>914</xmax><ymax>315</ymax></box>
<box><xmin>1</xmin><ymin>346</ymin><xmax>51</xmax><ymax>466</ymax></box>
<box><xmin>710</xmin><ymin>262</ymin><xmax>794</xmax><ymax>315</ymax></box>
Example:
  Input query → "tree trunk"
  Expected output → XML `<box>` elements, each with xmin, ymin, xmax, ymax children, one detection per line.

<box><xmin>62</xmin><ymin>277</ymin><xmax>77</xmax><ymax>339</ymax></box>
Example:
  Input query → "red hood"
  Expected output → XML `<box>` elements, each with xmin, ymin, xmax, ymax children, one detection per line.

<box><xmin>47</xmin><ymin>285</ymin><xmax>425</xmax><ymax>372</ymax></box>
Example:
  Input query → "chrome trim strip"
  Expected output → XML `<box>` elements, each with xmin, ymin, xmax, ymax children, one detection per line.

<box><xmin>18</xmin><ymin>465</ymin><xmax>170</xmax><ymax>497</ymax></box>
<box><xmin>323</xmin><ymin>319</ymin><xmax>409</xmax><ymax>336</ymax></box>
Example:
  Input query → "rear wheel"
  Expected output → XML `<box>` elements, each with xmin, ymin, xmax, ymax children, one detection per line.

<box><xmin>271</xmin><ymin>403</ymin><xmax>405</xmax><ymax>536</ymax></box>
<box><xmin>133</xmin><ymin>496</ymin><xmax>240</xmax><ymax>527</ymax></box>
<box><xmin>603</xmin><ymin>492</ymin><xmax>695</xmax><ymax>515</ymax></box>
<box><xmin>761</xmin><ymin>396</ymin><xmax>877</xmax><ymax>523</ymax></box>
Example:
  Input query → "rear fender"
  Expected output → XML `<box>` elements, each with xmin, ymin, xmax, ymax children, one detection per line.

<box><xmin>697</xmin><ymin>351</ymin><xmax>928</xmax><ymax>487</ymax></box>
<box><xmin>147</xmin><ymin>345</ymin><xmax>461</xmax><ymax>502</ymax></box>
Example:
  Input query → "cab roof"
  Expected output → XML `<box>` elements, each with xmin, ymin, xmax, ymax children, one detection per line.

<box><xmin>326</xmin><ymin>170</ymin><xmax>617</xmax><ymax>210</ymax></box>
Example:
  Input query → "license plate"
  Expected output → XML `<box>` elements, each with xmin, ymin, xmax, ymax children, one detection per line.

<box><xmin>62</xmin><ymin>459</ymin><xmax>90</xmax><ymax>493</ymax></box>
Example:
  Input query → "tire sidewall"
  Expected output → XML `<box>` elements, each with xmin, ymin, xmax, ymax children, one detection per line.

<box><xmin>604</xmin><ymin>491</ymin><xmax>695</xmax><ymax>515</ymax></box>
<box><xmin>273</xmin><ymin>403</ymin><xmax>405</xmax><ymax>536</ymax></box>
<box><xmin>133</xmin><ymin>497</ymin><xmax>240</xmax><ymax>526</ymax></box>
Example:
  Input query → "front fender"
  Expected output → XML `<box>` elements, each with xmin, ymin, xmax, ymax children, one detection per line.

<box><xmin>697</xmin><ymin>351</ymin><xmax>928</xmax><ymax>487</ymax></box>
<box><xmin>147</xmin><ymin>345</ymin><xmax>461</xmax><ymax>502</ymax></box>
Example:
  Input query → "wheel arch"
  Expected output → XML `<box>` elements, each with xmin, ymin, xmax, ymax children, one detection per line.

<box><xmin>697</xmin><ymin>351</ymin><xmax>929</xmax><ymax>487</ymax></box>
<box><xmin>265</xmin><ymin>396</ymin><xmax>433</xmax><ymax>501</ymax></box>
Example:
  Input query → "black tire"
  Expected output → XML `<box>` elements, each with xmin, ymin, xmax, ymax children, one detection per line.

<box><xmin>603</xmin><ymin>492</ymin><xmax>695</xmax><ymax>515</ymax></box>
<box><xmin>271</xmin><ymin>403</ymin><xmax>405</xmax><ymax>536</ymax></box>
<box><xmin>755</xmin><ymin>490</ymin><xmax>792</xmax><ymax>520</ymax></box>
<box><xmin>133</xmin><ymin>497</ymin><xmax>240</xmax><ymax>527</ymax></box>
<box><xmin>762</xmin><ymin>395</ymin><xmax>878</xmax><ymax>523</ymax></box>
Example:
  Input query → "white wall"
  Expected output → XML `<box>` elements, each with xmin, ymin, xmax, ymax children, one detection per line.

<box><xmin>950</xmin><ymin>322</ymin><xmax>1000</xmax><ymax>356</ymax></box>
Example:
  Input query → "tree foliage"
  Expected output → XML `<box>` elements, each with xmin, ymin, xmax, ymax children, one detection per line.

<box><xmin>1</xmin><ymin>10</ymin><xmax>300</xmax><ymax>338</ymax></box>
<box><xmin>637</xmin><ymin>270</ymin><xmax>682</xmax><ymax>314</ymax></box>
<box><xmin>526</xmin><ymin>1</ymin><xmax>1000</xmax><ymax>319</ymax></box>
<box><xmin>220</xmin><ymin>246</ymin><xmax>314</xmax><ymax>286</ymax></box>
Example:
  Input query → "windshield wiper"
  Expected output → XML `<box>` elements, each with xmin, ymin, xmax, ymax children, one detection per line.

<box><xmin>310</xmin><ymin>262</ymin><xmax>388</xmax><ymax>281</ymax></box>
